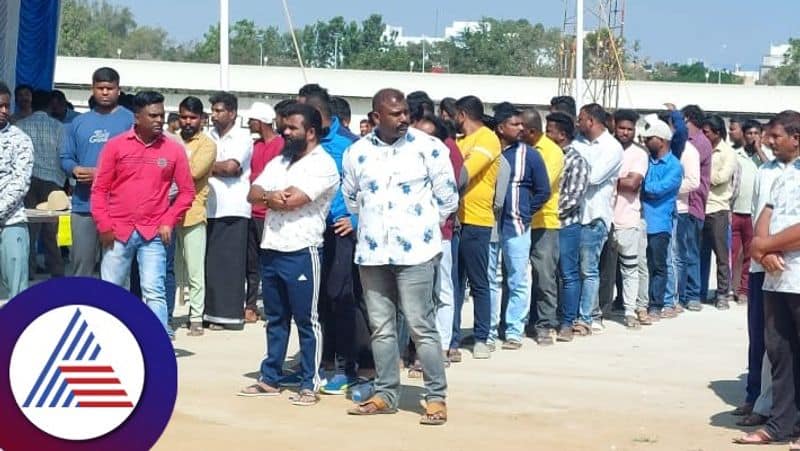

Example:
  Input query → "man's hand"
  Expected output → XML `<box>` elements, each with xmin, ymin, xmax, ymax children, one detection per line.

<box><xmin>158</xmin><ymin>225</ymin><xmax>173</xmax><ymax>245</ymax></box>
<box><xmin>265</xmin><ymin>191</ymin><xmax>288</xmax><ymax>210</ymax></box>
<box><xmin>663</xmin><ymin>102</ymin><xmax>677</xmax><ymax>111</ymax></box>
<box><xmin>333</xmin><ymin>217</ymin><xmax>353</xmax><ymax>236</ymax></box>
<box><xmin>73</xmin><ymin>166</ymin><xmax>96</xmax><ymax>183</ymax></box>
<box><xmin>762</xmin><ymin>253</ymin><xmax>785</xmax><ymax>273</ymax></box>
<box><xmin>99</xmin><ymin>230</ymin><xmax>115</xmax><ymax>249</ymax></box>
<box><xmin>750</xmin><ymin>236</ymin><xmax>769</xmax><ymax>262</ymax></box>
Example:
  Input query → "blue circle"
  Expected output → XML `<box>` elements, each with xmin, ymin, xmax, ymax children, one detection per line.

<box><xmin>0</xmin><ymin>277</ymin><xmax>177</xmax><ymax>450</ymax></box>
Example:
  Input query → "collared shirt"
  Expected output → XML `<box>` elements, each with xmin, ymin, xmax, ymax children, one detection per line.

<box><xmin>441</xmin><ymin>137</ymin><xmax>463</xmax><ymax>240</ymax></box>
<box><xmin>0</xmin><ymin>123</ymin><xmax>33</xmax><ymax>226</ymax></box>
<box><xmin>16</xmin><ymin>111</ymin><xmax>65</xmax><ymax>187</ymax></box>
<box><xmin>532</xmin><ymin>134</ymin><xmax>564</xmax><ymax>230</ymax></box>
<box><xmin>321</xmin><ymin>116</ymin><xmax>358</xmax><ymax>227</ymax></box>
<box><xmin>642</xmin><ymin>151</ymin><xmax>682</xmax><ymax>234</ymax></box>
<box><xmin>253</xmin><ymin>145</ymin><xmax>339</xmax><ymax>252</ymax></box>
<box><xmin>677</xmin><ymin>141</ymin><xmax>700</xmax><ymax>214</ymax></box>
<box><xmin>763</xmin><ymin>159</ymin><xmax>800</xmax><ymax>294</ymax></box>
<box><xmin>181</xmin><ymin>132</ymin><xmax>217</xmax><ymax>227</ymax></box>
<box><xmin>90</xmin><ymin>130</ymin><xmax>195</xmax><ymax>243</ymax></box>
<box><xmin>558</xmin><ymin>145</ymin><xmax>590</xmax><ymax>228</ymax></box>
<box><xmin>688</xmin><ymin>129</ymin><xmax>712</xmax><ymax>221</ymax></box>
<box><xmin>342</xmin><ymin>128</ymin><xmax>459</xmax><ymax>266</ymax></box>
<box><xmin>732</xmin><ymin>147</ymin><xmax>759</xmax><ymax>215</ymax></box>
<box><xmin>706</xmin><ymin>139</ymin><xmax>737</xmax><ymax>214</ymax></box>
<box><xmin>498</xmin><ymin>141</ymin><xmax>550</xmax><ymax>238</ymax></box>
<box><xmin>574</xmin><ymin>130</ymin><xmax>624</xmax><ymax>229</ymax></box>
<box><xmin>249</xmin><ymin>135</ymin><xmax>284</xmax><ymax>220</ymax></box>
<box><xmin>207</xmin><ymin>126</ymin><xmax>253</xmax><ymax>219</ymax></box>
<box><xmin>613</xmin><ymin>143</ymin><xmax>649</xmax><ymax>229</ymax></box>
<box><xmin>59</xmin><ymin>107</ymin><xmax>134</xmax><ymax>213</ymax></box>
<box><xmin>457</xmin><ymin>126</ymin><xmax>502</xmax><ymax>227</ymax></box>
<box><xmin>750</xmin><ymin>158</ymin><xmax>795</xmax><ymax>273</ymax></box>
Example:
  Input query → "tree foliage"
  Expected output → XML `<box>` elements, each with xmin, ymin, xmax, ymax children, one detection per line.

<box><xmin>761</xmin><ymin>38</ymin><xmax>800</xmax><ymax>86</ymax></box>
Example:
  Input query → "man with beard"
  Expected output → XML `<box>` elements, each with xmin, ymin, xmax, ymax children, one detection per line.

<box><xmin>175</xmin><ymin>96</ymin><xmax>217</xmax><ymax>336</ymax></box>
<box><xmin>743</xmin><ymin>119</ymin><xmax>773</xmax><ymax>165</ymax></box>
<box><xmin>91</xmin><ymin>91</ymin><xmax>195</xmax><ymax>335</ymax></box>
<box><xmin>205</xmin><ymin>91</ymin><xmax>253</xmax><ymax>330</ymax></box>
<box><xmin>640</xmin><ymin>115</ymin><xmax>682</xmax><ymax>318</ymax></box>
<box><xmin>729</xmin><ymin>118</ymin><xmax>745</xmax><ymax>150</ymax></box>
<box><xmin>60</xmin><ymin>67</ymin><xmax>134</xmax><ymax>277</ymax></box>
<box><xmin>239</xmin><ymin>103</ymin><xmax>338</xmax><ymax>406</ymax></box>
<box><xmin>342</xmin><ymin>88</ymin><xmax>457</xmax><ymax>425</ymax></box>
<box><xmin>451</xmin><ymin>95</ymin><xmax>501</xmax><ymax>360</ymax></box>
<box><xmin>244</xmin><ymin>102</ymin><xmax>283</xmax><ymax>323</ymax></box>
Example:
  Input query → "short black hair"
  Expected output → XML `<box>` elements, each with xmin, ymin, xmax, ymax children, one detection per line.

<box><xmin>179</xmin><ymin>96</ymin><xmax>204</xmax><ymax>115</ymax></box>
<box><xmin>92</xmin><ymin>67</ymin><xmax>120</xmax><ymax>84</ymax></box>
<box><xmin>132</xmin><ymin>91</ymin><xmax>164</xmax><ymax>113</ymax></box>
<box><xmin>304</xmin><ymin>94</ymin><xmax>332</xmax><ymax>121</ymax></box>
<box><xmin>14</xmin><ymin>84</ymin><xmax>32</xmax><ymax>96</ymax></box>
<box><xmin>550</xmin><ymin>95</ymin><xmax>576</xmax><ymax>118</ymax></box>
<box><xmin>167</xmin><ymin>112</ymin><xmax>179</xmax><ymax>123</ymax></box>
<box><xmin>372</xmin><ymin>88</ymin><xmax>405</xmax><ymax>112</ymax></box>
<box><xmin>0</xmin><ymin>81</ymin><xmax>10</xmax><ymax>97</ymax></box>
<box><xmin>209</xmin><ymin>91</ymin><xmax>238</xmax><ymax>112</ymax></box>
<box><xmin>521</xmin><ymin>108</ymin><xmax>543</xmax><ymax>133</ymax></box>
<box><xmin>359</xmin><ymin>118</ymin><xmax>370</xmax><ymax>125</ymax></box>
<box><xmin>613</xmin><ymin>109</ymin><xmax>639</xmax><ymax>125</ymax></box>
<box><xmin>742</xmin><ymin>119</ymin><xmax>763</xmax><ymax>133</ymax></box>
<box><xmin>681</xmin><ymin>104</ymin><xmax>706</xmax><ymax>128</ymax></box>
<box><xmin>283</xmin><ymin>102</ymin><xmax>324</xmax><ymax>139</ymax></box>
<box><xmin>439</xmin><ymin>97</ymin><xmax>457</xmax><ymax>118</ymax></box>
<box><xmin>455</xmin><ymin>95</ymin><xmax>484</xmax><ymax>121</ymax></box>
<box><xmin>408</xmin><ymin>91</ymin><xmax>435</xmax><ymax>115</ymax></box>
<box><xmin>418</xmin><ymin>113</ymin><xmax>450</xmax><ymax>142</ymax></box>
<box><xmin>274</xmin><ymin>99</ymin><xmax>297</xmax><ymax>116</ymax></box>
<box><xmin>118</xmin><ymin>93</ymin><xmax>135</xmax><ymax>112</ymax></box>
<box><xmin>51</xmin><ymin>89</ymin><xmax>68</xmax><ymax>103</ymax></box>
<box><xmin>580</xmin><ymin>103</ymin><xmax>607</xmax><ymax>123</ymax></box>
<box><xmin>298</xmin><ymin>83</ymin><xmax>330</xmax><ymax>102</ymax></box>
<box><xmin>31</xmin><ymin>90</ymin><xmax>52</xmax><ymax>111</ymax></box>
<box><xmin>329</xmin><ymin>96</ymin><xmax>351</xmax><ymax>122</ymax></box>
<box><xmin>702</xmin><ymin>114</ymin><xmax>727</xmax><ymax>140</ymax></box>
<box><xmin>546</xmin><ymin>112</ymin><xmax>576</xmax><ymax>141</ymax></box>
<box><xmin>768</xmin><ymin>110</ymin><xmax>800</xmax><ymax>137</ymax></box>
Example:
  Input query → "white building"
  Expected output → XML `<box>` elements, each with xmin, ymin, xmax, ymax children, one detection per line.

<box><xmin>760</xmin><ymin>43</ymin><xmax>791</xmax><ymax>78</ymax></box>
<box><xmin>383</xmin><ymin>20</ymin><xmax>483</xmax><ymax>46</ymax></box>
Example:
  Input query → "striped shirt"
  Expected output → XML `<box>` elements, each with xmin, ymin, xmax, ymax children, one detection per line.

<box><xmin>497</xmin><ymin>142</ymin><xmax>551</xmax><ymax>238</ymax></box>
<box><xmin>558</xmin><ymin>145</ymin><xmax>590</xmax><ymax>227</ymax></box>
<box><xmin>16</xmin><ymin>111</ymin><xmax>65</xmax><ymax>186</ymax></box>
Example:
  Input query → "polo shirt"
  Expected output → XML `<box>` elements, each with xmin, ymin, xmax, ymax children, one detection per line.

<box><xmin>457</xmin><ymin>126</ymin><xmax>502</xmax><ymax>227</ymax></box>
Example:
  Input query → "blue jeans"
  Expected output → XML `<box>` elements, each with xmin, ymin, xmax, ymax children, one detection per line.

<box><xmin>746</xmin><ymin>272</ymin><xmax>766</xmax><ymax>404</ymax></box>
<box><xmin>501</xmin><ymin>230</ymin><xmax>532</xmax><ymax>341</ymax></box>
<box><xmin>558</xmin><ymin>223</ymin><xmax>582</xmax><ymax>328</ymax></box>
<box><xmin>676</xmin><ymin>214</ymin><xmax>703</xmax><ymax>304</ymax></box>
<box><xmin>579</xmin><ymin>220</ymin><xmax>608</xmax><ymax>325</ymax></box>
<box><xmin>488</xmin><ymin>241</ymin><xmax>501</xmax><ymax>343</ymax></box>
<box><xmin>101</xmin><ymin>231</ymin><xmax>169</xmax><ymax>335</ymax></box>
<box><xmin>664</xmin><ymin>217</ymin><xmax>678</xmax><ymax>308</ymax></box>
<box><xmin>647</xmin><ymin>232</ymin><xmax>671</xmax><ymax>311</ymax></box>
<box><xmin>0</xmin><ymin>224</ymin><xmax>30</xmax><ymax>298</ymax></box>
<box><xmin>454</xmin><ymin>225</ymin><xmax>492</xmax><ymax>344</ymax></box>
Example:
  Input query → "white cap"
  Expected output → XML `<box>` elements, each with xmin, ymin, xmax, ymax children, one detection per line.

<box><xmin>639</xmin><ymin>113</ymin><xmax>673</xmax><ymax>141</ymax></box>
<box><xmin>246</xmin><ymin>102</ymin><xmax>276</xmax><ymax>125</ymax></box>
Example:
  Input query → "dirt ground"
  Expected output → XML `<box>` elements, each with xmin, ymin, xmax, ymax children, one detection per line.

<box><xmin>155</xmin><ymin>301</ymin><xmax>769</xmax><ymax>451</ymax></box>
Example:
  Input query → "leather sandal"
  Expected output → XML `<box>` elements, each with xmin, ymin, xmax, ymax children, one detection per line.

<box><xmin>347</xmin><ymin>396</ymin><xmax>397</xmax><ymax>415</ymax></box>
<box><xmin>419</xmin><ymin>400</ymin><xmax>447</xmax><ymax>426</ymax></box>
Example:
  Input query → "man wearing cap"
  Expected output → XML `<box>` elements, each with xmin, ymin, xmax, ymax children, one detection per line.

<box><xmin>640</xmin><ymin>114</ymin><xmax>683</xmax><ymax>318</ymax></box>
<box><xmin>245</xmin><ymin>101</ymin><xmax>284</xmax><ymax>323</ymax></box>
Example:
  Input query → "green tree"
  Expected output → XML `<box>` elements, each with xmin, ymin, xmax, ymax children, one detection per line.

<box><xmin>650</xmin><ymin>62</ymin><xmax>742</xmax><ymax>84</ymax></box>
<box><xmin>761</xmin><ymin>38</ymin><xmax>800</xmax><ymax>86</ymax></box>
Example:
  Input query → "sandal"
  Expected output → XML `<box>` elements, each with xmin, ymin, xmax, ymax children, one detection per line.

<box><xmin>732</xmin><ymin>429</ymin><xmax>776</xmax><ymax>445</ymax></box>
<box><xmin>408</xmin><ymin>361</ymin><xmax>423</xmax><ymax>379</ymax></box>
<box><xmin>790</xmin><ymin>439</ymin><xmax>800</xmax><ymax>450</ymax></box>
<box><xmin>289</xmin><ymin>389</ymin><xmax>319</xmax><ymax>406</ymax></box>
<box><xmin>208</xmin><ymin>323</ymin><xmax>225</xmax><ymax>331</ymax></box>
<box><xmin>237</xmin><ymin>382</ymin><xmax>281</xmax><ymax>397</ymax></box>
<box><xmin>419</xmin><ymin>400</ymin><xmax>447</xmax><ymax>426</ymax></box>
<box><xmin>736</xmin><ymin>413</ymin><xmax>768</xmax><ymax>427</ymax></box>
<box><xmin>187</xmin><ymin>323</ymin><xmax>204</xmax><ymax>336</ymax></box>
<box><xmin>347</xmin><ymin>396</ymin><xmax>397</xmax><ymax>415</ymax></box>
<box><xmin>448</xmin><ymin>348</ymin><xmax>462</xmax><ymax>363</ymax></box>
<box><xmin>572</xmin><ymin>323</ymin><xmax>592</xmax><ymax>336</ymax></box>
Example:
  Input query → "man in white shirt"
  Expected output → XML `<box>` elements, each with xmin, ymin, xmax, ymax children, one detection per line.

<box><xmin>204</xmin><ymin>92</ymin><xmax>253</xmax><ymax>330</ymax></box>
<box><xmin>238</xmin><ymin>103</ymin><xmax>339</xmax><ymax>406</ymax></box>
<box><xmin>342</xmin><ymin>89</ymin><xmax>458</xmax><ymax>425</ymax></box>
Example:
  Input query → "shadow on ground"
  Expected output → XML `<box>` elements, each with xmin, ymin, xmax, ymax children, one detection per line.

<box><xmin>708</xmin><ymin>373</ymin><xmax>750</xmax><ymax>432</ymax></box>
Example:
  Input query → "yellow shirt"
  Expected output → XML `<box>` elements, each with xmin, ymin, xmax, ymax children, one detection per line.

<box><xmin>181</xmin><ymin>132</ymin><xmax>217</xmax><ymax>227</ymax></box>
<box><xmin>532</xmin><ymin>135</ymin><xmax>564</xmax><ymax>229</ymax></box>
<box><xmin>457</xmin><ymin>126</ymin><xmax>502</xmax><ymax>227</ymax></box>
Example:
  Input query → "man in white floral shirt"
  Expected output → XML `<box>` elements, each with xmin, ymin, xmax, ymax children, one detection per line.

<box><xmin>342</xmin><ymin>88</ymin><xmax>458</xmax><ymax>426</ymax></box>
<box><xmin>0</xmin><ymin>81</ymin><xmax>33</xmax><ymax>298</ymax></box>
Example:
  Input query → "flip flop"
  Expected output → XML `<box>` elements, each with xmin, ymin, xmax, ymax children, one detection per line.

<box><xmin>347</xmin><ymin>396</ymin><xmax>397</xmax><ymax>415</ymax></box>
<box><xmin>419</xmin><ymin>400</ymin><xmax>447</xmax><ymax>426</ymax></box>
<box><xmin>732</xmin><ymin>429</ymin><xmax>778</xmax><ymax>445</ymax></box>
<box><xmin>237</xmin><ymin>383</ymin><xmax>281</xmax><ymax>397</ymax></box>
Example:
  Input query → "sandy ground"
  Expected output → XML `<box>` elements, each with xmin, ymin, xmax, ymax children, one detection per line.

<box><xmin>155</xmin><ymin>300</ymin><xmax>765</xmax><ymax>451</ymax></box>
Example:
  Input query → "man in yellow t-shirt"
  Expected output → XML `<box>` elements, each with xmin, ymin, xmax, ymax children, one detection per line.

<box><xmin>520</xmin><ymin>108</ymin><xmax>562</xmax><ymax>345</ymax></box>
<box><xmin>450</xmin><ymin>95</ymin><xmax>501</xmax><ymax>360</ymax></box>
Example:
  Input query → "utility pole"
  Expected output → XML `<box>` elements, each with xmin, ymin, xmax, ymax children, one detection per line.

<box><xmin>575</xmin><ymin>0</ymin><xmax>584</xmax><ymax>109</ymax></box>
<box><xmin>219</xmin><ymin>0</ymin><xmax>229</xmax><ymax>90</ymax></box>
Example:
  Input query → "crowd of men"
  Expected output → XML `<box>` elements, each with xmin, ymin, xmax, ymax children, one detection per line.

<box><xmin>0</xmin><ymin>66</ymin><xmax>799</xmax><ymax>438</ymax></box>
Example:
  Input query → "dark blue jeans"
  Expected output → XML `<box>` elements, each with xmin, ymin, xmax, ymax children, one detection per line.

<box><xmin>746</xmin><ymin>271</ymin><xmax>766</xmax><ymax>404</ymax></box>
<box><xmin>558</xmin><ymin>223</ymin><xmax>582</xmax><ymax>328</ymax></box>
<box><xmin>453</xmin><ymin>224</ymin><xmax>492</xmax><ymax>344</ymax></box>
<box><xmin>647</xmin><ymin>232</ymin><xmax>671</xmax><ymax>311</ymax></box>
<box><xmin>676</xmin><ymin>214</ymin><xmax>703</xmax><ymax>304</ymax></box>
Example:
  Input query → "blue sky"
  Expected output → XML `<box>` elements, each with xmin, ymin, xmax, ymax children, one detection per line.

<box><xmin>112</xmin><ymin>0</ymin><xmax>797</xmax><ymax>70</ymax></box>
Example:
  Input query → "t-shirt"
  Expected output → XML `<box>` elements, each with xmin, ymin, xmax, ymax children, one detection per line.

<box><xmin>253</xmin><ymin>146</ymin><xmax>339</xmax><ymax>252</ymax></box>
<box><xmin>532</xmin><ymin>134</ymin><xmax>564</xmax><ymax>230</ymax></box>
<box><xmin>207</xmin><ymin>126</ymin><xmax>253</xmax><ymax>219</ymax></box>
<box><xmin>58</xmin><ymin>107</ymin><xmax>134</xmax><ymax>213</ymax></box>
<box><xmin>249</xmin><ymin>136</ymin><xmax>284</xmax><ymax>220</ymax></box>
<box><xmin>613</xmin><ymin>143</ymin><xmax>649</xmax><ymax>229</ymax></box>
<box><xmin>457</xmin><ymin>126</ymin><xmax>502</xmax><ymax>227</ymax></box>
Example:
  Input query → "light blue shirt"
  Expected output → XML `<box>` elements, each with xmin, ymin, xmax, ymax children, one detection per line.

<box><xmin>763</xmin><ymin>159</ymin><xmax>800</xmax><ymax>294</ymax></box>
<box><xmin>574</xmin><ymin>130</ymin><xmax>623</xmax><ymax>229</ymax></box>
<box><xmin>750</xmin><ymin>158</ymin><xmax>795</xmax><ymax>273</ymax></box>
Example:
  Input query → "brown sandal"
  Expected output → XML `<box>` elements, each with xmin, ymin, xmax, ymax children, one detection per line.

<box><xmin>732</xmin><ymin>429</ymin><xmax>776</xmax><ymax>445</ymax></box>
<box><xmin>419</xmin><ymin>400</ymin><xmax>447</xmax><ymax>426</ymax></box>
<box><xmin>347</xmin><ymin>396</ymin><xmax>397</xmax><ymax>415</ymax></box>
<box><xmin>572</xmin><ymin>323</ymin><xmax>592</xmax><ymax>336</ymax></box>
<box><xmin>408</xmin><ymin>361</ymin><xmax>423</xmax><ymax>379</ymax></box>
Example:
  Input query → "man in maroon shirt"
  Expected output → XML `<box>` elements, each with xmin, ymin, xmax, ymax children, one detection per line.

<box><xmin>91</xmin><ymin>91</ymin><xmax>195</xmax><ymax>336</ymax></box>
<box><xmin>244</xmin><ymin>102</ymin><xmax>284</xmax><ymax>322</ymax></box>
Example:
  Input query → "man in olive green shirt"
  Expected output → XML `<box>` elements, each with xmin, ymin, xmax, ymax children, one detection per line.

<box><xmin>176</xmin><ymin>96</ymin><xmax>217</xmax><ymax>336</ymax></box>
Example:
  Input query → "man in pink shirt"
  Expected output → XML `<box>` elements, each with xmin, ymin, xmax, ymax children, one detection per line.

<box><xmin>91</xmin><ymin>91</ymin><xmax>195</xmax><ymax>336</ymax></box>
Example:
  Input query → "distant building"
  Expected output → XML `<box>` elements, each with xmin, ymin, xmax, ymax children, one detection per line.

<box><xmin>760</xmin><ymin>43</ymin><xmax>791</xmax><ymax>78</ymax></box>
<box><xmin>383</xmin><ymin>21</ymin><xmax>484</xmax><ymax>46</ymax></box>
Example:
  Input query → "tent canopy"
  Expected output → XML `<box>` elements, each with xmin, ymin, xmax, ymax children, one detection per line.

<box><xmin>0</xmin><ymin>0</ymin><xmax>61</xmax><ymax>96</ymax></box>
